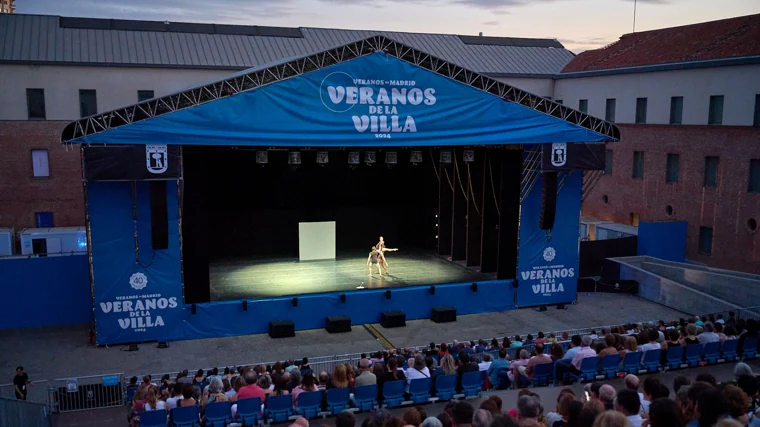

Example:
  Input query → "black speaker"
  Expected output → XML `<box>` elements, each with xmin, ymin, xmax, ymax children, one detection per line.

<box><xmin>429</xmin><ymin>286</ymin><xmax>436</xmax><ymax>295</ymax></box>
<box><xmin>340</xmin><ymin>294</ymin><xmax>346</xmax><ymax>303</ymax></box>
<box><xmin>557</xmin><ymin>303</ymin><xmax>567</xmax><ymax>310</ymax></box>
<box><xmin>269</xmin><ymin>320</ymin><xmax>295</xmax><ymax>338</ymax></box>
<box><xmin>326</xmin><ymin>316</ymin><xmax>351</xmax><ymax>333</ymax></box>
<box><xmin>385</xmin><ymin>290</ymin><xmax>391</xmax><ymax>300</ymax></box>
<box><xmin>292</xmin><ymin>297</ymin><xmax>298</xmax><ymax>307</ymax></box>
<box><xmin>149</xmin><ymin>181</ymin><xmax>169</xmax><ymax>250</ymax></box>
<box><xmin>128</xmin><ymin>344</ymin><xmax>139</xmax><ymax>351</ymax></box>
<box><xmin>157</xmin><ymin>341</ymin><xmax>169</xmax><ymax>349</ymax></box>
<box><xmin>191</xmin><ymin>304</ymin><xmax>196</xmax><ymax>315</ymax></box>
<box><xmin>381</xmin><ymin>311</ymin><xmax>406</xmax><ymax>328</ymax></box>
<box><xmin>471</xmin><ymin>283</ymin><xmax>478</xmax><ymax>292</ymax></box>
<box><xmin>539</xmin><ymin>171</ymin><xmax>558</xmax><ymax>230</ymax></box>
<box><xmin>431</xmin><ymin>306</ymin><xmax>457</xmax><ymax>323</ymax></box>
<box><xmin>242</xmin><ymin>300</ymin><xmax>248</xmax><ymax>311</ymax></box>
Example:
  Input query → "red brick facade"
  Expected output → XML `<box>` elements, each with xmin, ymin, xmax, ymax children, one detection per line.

<box><xmin>582</xmin><ymin>124</ymin><xmax>760</xmax><ymax>273</ymax></box>
<box><xmin>0</xmin><ymin>121</ymin><xmax>84</xmax><ymax>231</ymax></box>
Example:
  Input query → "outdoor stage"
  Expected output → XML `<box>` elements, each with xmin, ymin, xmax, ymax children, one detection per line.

<box><xmin>210</xmin><ymin>250</ymin><xmax>494</xmax><ymax>300</ymax></box>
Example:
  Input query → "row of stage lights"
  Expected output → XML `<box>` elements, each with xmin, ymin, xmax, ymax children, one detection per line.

<box><xmin>254</xmin><ymin>149</ymin><xmax>476</xmax><ymax>167</ymax></box>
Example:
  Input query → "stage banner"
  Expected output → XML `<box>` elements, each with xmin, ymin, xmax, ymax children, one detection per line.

<box><xmin>84</xmin><ymin>145</ymin><xmax>181</xmax><ymax>180</ymax></box>
<box><xmin>87</xmin><ymin>180</ymin><xmax>184</xmax><ymax>345</ymax></box>
<box><xmin>541</xmin><ymin>143</ymin><xmax>606</xmax><ymax>171</ymax></box>
<box><xmin>73</xmin><ymin>52</ymin><xmax>613</xmax><ymax>147</ymax></box>
<box><xmin>516</xmin><ymin>154</ymin><xmax>581</xmax><ymax>307</ymax></box>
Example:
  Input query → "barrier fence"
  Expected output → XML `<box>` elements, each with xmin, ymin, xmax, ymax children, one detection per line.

<box><xmin>0</xmin><ymin>397</ymin><xmax>52</xmax><ymax>427</ymax></box>
<box><xmin>46</xmin><ymin>374</ymin><xmax>124</xmax><ymax>414</ymax></box>
<box><xmin>0</xmin><ymin>380</ymin><xmax>49</xmax><ymax>407</ymax></box>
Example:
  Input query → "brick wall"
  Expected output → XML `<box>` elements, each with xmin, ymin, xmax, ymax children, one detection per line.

<box><xmin>0</xmin><ymin>121</ymin><xmax>84</xmax><ymax>230</ymax></box>
<box><xmin>583</xmin><ymin>124</ymin><xmax>760</xmax><ymax>273</ymax></box>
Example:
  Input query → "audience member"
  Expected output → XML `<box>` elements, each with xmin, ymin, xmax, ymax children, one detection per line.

<box><xmin>236</xmin><ymin>371</ymin><xmax>266</xmax><ymax>401</ymax></box>
<box><xmin>451</xmin><ymin>401</ymin><xmax>475</xmax><ymax>427</ymax></box>
<box><xmin>479</xmin><ymin>399</ymin><xmax>500</xmax><ymax>416</ymax></box>
<box><xmin>489</xmin><ymin>395</ymin><xmax>502</xmax><ymax>412</ymax></box>
<box><xmin>487</xmin><ymin>349</ymin><xmax>510</xmax><ymax>389</ymax></box>
<box><xmin>694</xmin><ymin>373</ymin><xmax>717</xmax><ymax>388</ymax></box>
<box><xmin>556</xmin><ymin>336</ymin><xmax>597</xmax><ymax>385</ymax></box>
<box><xmin>407</xmin><ymin>354</ymin><xmax>431</xmax><ymax>394</ymax></box>
<box><xmin>673</xmin><ymin>376</ymin><xmax>690</xmax><ymax>394</ymax></box>
<box><xmin>592</xmin><ymin>411</ymin><xmax>631</xmax><ymax>427</ymax></box>
<box><xmin>490</xmin><ymin>414</ymin><xmax>520</xmax><ymax>427</ymax></box>
<box><xmin>694</xmin><ymin>387</ymin><xmax>730</xmax><ymax>427</ymax></box>
<box><xmin>422</xmin><ymin>417</ymin><xmax>443</xmax><ymax>427</ymax></box>
<box><xmin>522</xmin><ymin>343</ymin><xmax>552</xmax><ymax>382</ymax></box>
<box><xmin>456</xmin><ymin>352</ymin><xmax>478</xmax><ymax>390</ymax></box>
<box><xmin>545</xmin><ymin>388</ymin><xmax>576</xmax><ymax>427</ymax></box>
<box><xmin>437</xmin><ymin>411</ymin><xmax>454</xmax><ymax>427</ymax></box>
<box><xmin>615</xmin><ymin>389</ymin><xmax>643</xmax><ymax>427</ymax></box>
<box><xmin>647</xmin><ymin>397</ymin><xmax>685</xmax><ymax>427</ymax></box>
<box><xmin>516</xmin><ymin>395</ymin><xmax>544</xmax><ymax>423</ymax></box>
<box><xmin>403</xmin><ymin>407</ymin><xmax>424</xmax><ymax>426</ymax></box>
<box><xmin>355</xmin><ymin>359</ymin><xmax>377</xmax><ymax>387</ymax></box>
<box><xmin>472</xmin><ymin>409</ymin><xmax>493</xmax><ymax>427</ymax></box>
<box><xmin>478</xmin><ymin>354</ymin><xmax>492</xmax><ymax>372</ymax></box>
<box><xmin>723</xmin><ymin>385</ymin><xmax>750</xmax><ymax>425</ymax></box>
<box><xmin>599</xmin><ymin>384</ymin><xmax>616</xmax><ymax>411</ymax></box>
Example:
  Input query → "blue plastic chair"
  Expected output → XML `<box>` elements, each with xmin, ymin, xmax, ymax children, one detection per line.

<box><xmin>641</xmin><ymin>349</ymin><xmax>662</xmax><ymax>373</ymax></box>
<box><xmin>722</xmin><ymin>339</ymin><xmax>739</xmax><ymax>362</ymax></box>
<box><xmin>140</xmin><ymin>409</ymin><xmax>168</xmax><ymax>427</ymax></box>
<box><xmin>531</xmin><ymin>363</ymin><xmax>554</xmax><ymax>387</ymax></box>
<box><xmin>461</xmin><ymin>371</ymin><xmax>481</xmax><ymax>397</ymax></box>
<box><xmin>236</xmin><ymin>397</ymin><xmax>262</xmax><ymax>427</ymax></box>
<box><xmin>600</xmin><ymin>354</ymin><xmax>620</xmax><ymax>378</ymax></box>
<box><xmin>684</xmin><ymin>344</ymin><xmax>702</xmax><ymax>367</ymax></box>
<box><xmin>569</xmin><ymin>356</ymin><xmax>599</xmax><ymax>382</ymax></box>
<box><xmin>479</xmin><ymin>370</ymin><xmax>488</xmax><ymax>389</ymax></box>
<box><xmin>622</xmin><ymin>352</ymin><xmax>640</xmax><ymax>374</ymax></box>
<box><xmin>409</xmin><ymin>378</ymin><xmax>431</xmax><ymax>404</ymax></box>
<box><xmin>665</xmin><ymin>346</ymin><xmax>684</xmax><ymax>369</ymax></box>
<box><xmin>298</xmin><ymin>391</ymin><xmax>322</xmax><ymax>419</ymax></box>
<box><xmin>172</xmin><ymin>405</ymin><xmax>200</xmax><ymax>427</ymax></box>
<box><xmin>353</xmin><ymin>385</ymin><xmax>377</xmax><ymax>412</ymax></box>
<box><xmin>266</xmin><ymin>394</ymin><xmax>293</xmax><ymax>423</ymax></box>
<box><xmin>702</xmin><ymin>341</ymin><xmax>720</xmax><ymax>364</ymax></box>
<box><xmin>743</xmin><ymin>337</ymin><xmax>759</xmax><ymax>360</ymax></box>
<box><xmin>383</xmin><ymin>380</ymin><xmax>405</xmax><ymax>408</ymax></box>
<box><xmin>206</xmin><ymin>401</ymin><xmax>232</xmax><ymax>427</ymax></box>
<box><xmin>326</xmin><ymin>388</ymin><xmax>351</xmax><ymax>415</ymax></box>
<box><xmin>435</xmin><ymin>375</ymin><xmax>457</xmax><ymax>401</ymax></box>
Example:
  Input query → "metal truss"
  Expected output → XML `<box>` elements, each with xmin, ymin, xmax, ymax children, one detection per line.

<box><xmin>582</xmin><ymin>170</ymin><xmax>604</xmax><ymax>202</ymax></box>
<box><xmin>61</xmin><ymin>35</ymin><xmax>621</xmax><ymax>143</ymax></box>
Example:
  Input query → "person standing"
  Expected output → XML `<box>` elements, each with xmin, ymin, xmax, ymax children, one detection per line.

<box><xmin>367</xmin><ymin>246</ymin><xmax>386</xmax><ymax>276</ymax></box>
<box><xmin>14</xmin><ymin>366</ymin><xmax>31</xmax><ymax>400</ymax></box>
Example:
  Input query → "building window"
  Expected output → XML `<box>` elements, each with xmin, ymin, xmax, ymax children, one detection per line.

<box><xmin>605</xmin><ymin>98</ymin><xmax>616</xmax><ymax>122</ymax></box>
<box><xmin>632</xmin><ymin>151</ymin><xmax>644</xmax><ymax>179</ymax></box>
<box><xmin>704</xmin><ymin>156</ymin><xmax>719</xmax><ymax>188</ymax></box>
<box><xmin>708</xmin><ymin>95</ymin><xmax>724</xmax><ymax>125</ymax></box>
<box><xmin>666</xmin><ymin>153</ymin><xmax>680</xmax><ymax>184</ymax></box>
<box><xmin>79</xmin><ymin>89</ymin><xmax>97</xmax><ymax>118</ymax></box>
<box><xmin>669</xmin><ymin>96</ymin><xmax>683</xmax><ymax>124</ymax></box>
<box><xmin>749</xmin><ymin>159</ymin><xmax>760</xmax><ymax>194</ymax></box>
<box><xmin>753</xmin><ymin>95</ymin><xmax>759</xmax><ymax>127</ymax></box>
<box><xmin>138</xmin><ymin>90</ymin><xmax>154</xmax><ymax>102</ymax></box>
<box><xmin>31</xmin><ymin>149</ymin><xmax>50</xmax><ymax>178</ymax></box>
<box><xmin>698</xmin><ymin>226</ymin><xmax>713</xmax><ymax>255</ymax></box>
<box><xmin>635</xmin><ymin>98</ymin><xmax>648</xmax><ymax>124</ymax></box>
<box><xmin>579</xmin><ymin>99</ymin><xmax>588</xmax><ymax>113</ymax></box>
<box><xmin>604</xmin><ymin>149</ymin><xmax>613</xmax><ymax>175</ymax></box>
<box><xmin>555</xmin><ymin>100</ymin><xmax>563</xmax><ymax>105</ymax></box>
<box><xmin>26</xmin><ymin>88</ymin><xmax>46</xmax><ymax>120</ymax></box>
<box><xmin>35</xmin><ymin>212</ymin><xmax>54</xmax><ymax>228</ymax></box>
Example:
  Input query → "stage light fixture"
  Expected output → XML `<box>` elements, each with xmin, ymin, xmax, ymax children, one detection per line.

<box><xmin>242</xmin><ymin>300</ymin><xmax>248</xmax><ymax>311</ymax></box>
<box><xmin>410</xmin><ymin>151</ymin><xmax>423</xmax><ymax>165</ymax></box>
<box><xmin>471</xmin><ymin>282</ymin><xmax>478</xmax><ymax>292</ymax></box>
<box><xmin>385</xmin><ymin>290</ymin><xmax>391</xmax><ymax>300</ymax></box>
<box><xmin>440</xmin><ymin>151</ymin><xmax>452</xmax><ymax>164</ymax></box>
<box><xmin>256</xmin><ymin>151</ymin><xmax>268</xmax><ymax>166</ymax></box>
<box><xmin>288</xmin><ymin>151</ymin><xmax>302</xmax><ymax>166</ymax></box>
<box><xmin>348</xmin><ymin>151</ymin><xmax>360</xmax><ymax>165</ymax></box>
<box><xmin>292</xmin><ymin>297</ymin><xmax>298</xmax><ymax>307</ymax></box>
<box><xmin>340</xmin><ymin>294</ymin><xmax>346</xmax><ymax>303</ymax></box>
<box><xmin>365</xmin><ymin>151</ymin><xmax>376</xmax><ymax>165</ymax></box>
<box><xmin>429</xmin><ymin>286</ymin><xmax>436</xmax><ymax>295</ymax></box>
<box><xmin>316</xmin><ymin>151</ymin><xmax>329</xmax><ymax>166</ymax></box>
<box><xmin>385</xmin><ymin>151</ymin><xmax>398</xmax><ymax>167</ymax></box>
<box><xmin>463</xmin><ymin>149</ymin><xmax>475</xmax><ymax>163</ymax></box>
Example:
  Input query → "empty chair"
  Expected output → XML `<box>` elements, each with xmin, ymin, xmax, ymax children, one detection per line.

<box><xmin>530</xmin><ymin>362</ymin><xmax>554</xmax><ymax>387</ymax></box>
<box><xmin>641</xmin><ymin>349</ymin><xmax>662</xmax><ymax>373</ymax></box>
<box><xmin>461</xmin><ymin>371</ymin><xmax>481</xmax><ymax>398</ymax></box>
<box><xmin>569</xmin><ymin>356</ymin><xmax>600</xmax><ymax>383</ymax></box>
<box><xmin>206</xmin><ymin>401</ymin><xmax>232</xmax><ymax>427</ymax></box>
<box><xmin>383</xmin><ymin>380</ymin><xmax>405</xmax><ymax>408</ymax></box>
<box><xmin>622</xmin><ymin>351</ymin><xmax>641</xmax><ymax>374</ymax></box>
<box><xmin>409</xmin><ymin>378</ymin><xmax>432</xmax><ymax>404</ymax></box>
<box><xmin>743</xmin><ymin>337</ymin><xmax>759</xmax><ymax>360</ymax></box>
<box><xmin>235</xmin><ymin>397</ymin><xmax>262</xmax><ymax>427</ymax></box>
<box><xmin>702</xmin><ymin>341</ymin><xmax>720</xmax><ymax>364</ymax></box>
<box><xmin>600</xmin><ymin>354</ymin><xmax>620</xmax><ymax>378</ymax></box>
<box><xmin>172</xmin><ymin>405</ymin><xmax>200</xmax><ymax>427</ymax></box>
<box><xmin>684</xmin><ymin>344</ymin><xmax>702</xmax><ymax>367</ymax></box>
<box><xmin>266</xmin><ymin>394</ymin><xmax>293</xmax><ymax>423</ymax></box>
<box><xmin>435</xmin><ymin>375</ymin><xmax>457</xmax><ymax>401</ymax></box>
<box><xmin>353</xmin><ymin>385</ymin><xmax>377</xmax><ymax>412</ymax></box>
<box><xmin>139</xmin><ymin>409</ymin><xmax>168</xmax><ymax>427</ymax></box>
<box><xmin>297</xmin><ymin>391</ymin><xmax>322</xmax><ymax>419</ymax></box>
<box><xmin>722</xmin><ymin>339</ymin><xmax>739</xmax><ymax>362</ymax></box>
<box><xmin>665</xmin><ymin>345</ymin><xmax>685</xmax><ymax>369</ymax></box>
<box><xmin>326</xmin><ymin>388</ymin><xmax>351</xmax><ymax>415</ymax></box>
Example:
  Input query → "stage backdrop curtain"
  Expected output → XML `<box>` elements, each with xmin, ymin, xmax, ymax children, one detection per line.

<box><xmin>72</xmin><ymin>52</ymin><xmax>613</xmax><ymax>147</ymax></box>
<box><xmin>516</xmin><ymin>151</ymin><xmax>582</xmax><ymax>307</ymax></box>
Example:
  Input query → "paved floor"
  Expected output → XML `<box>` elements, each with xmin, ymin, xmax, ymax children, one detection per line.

<box><xmin>210</xmin><ymin>250</ymin><xmax>492</xmax><ymax>300</ymax></box>
<box><xmin>51</xmin><ymin>358</ymin><xmax>760</xmax><ymax>427</ymax></box>
<box><xmin>0</xmin><ymin>293</ymin><xmax>687</xmax><ymax>385</ymax></box>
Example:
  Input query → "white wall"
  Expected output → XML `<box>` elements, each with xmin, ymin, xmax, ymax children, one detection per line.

<box><xmin>553</xmin><ymin>65</ymin><xmax>760</xmax><ymax>126</ymax></box>
<box><xmin>0</xmin><ymin>65</ymin><xmax>234</xmax><ymax>121</ymax></box>
<box><xmin>492</xmin><ymin>77</ymin><xmax>554</xmax><ymax>99</ymax></box>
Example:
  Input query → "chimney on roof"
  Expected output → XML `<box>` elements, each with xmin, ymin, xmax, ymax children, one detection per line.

<box><xmin>479</xmin><ymin>32</ymin><xmax>483</xmax><ymax>37</ymax></box>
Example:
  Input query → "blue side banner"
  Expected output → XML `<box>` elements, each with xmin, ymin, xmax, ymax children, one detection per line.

<box><xmin>516</xmin><ymin>156</ymin><xmax>581</xmax><ymax>307</ymax></box>
<box><xmin>75</xmin><ymin>52</ymin><xmax>611</xmax><ymax>147</ymax></box>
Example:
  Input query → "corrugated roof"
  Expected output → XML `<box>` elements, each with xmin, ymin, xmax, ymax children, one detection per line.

<box><xmin>0</xmin><ymin>14</ymin><xmax>575</xmax><ymax>76</ymax></box>
<box><xmin>562</xmin><ymin>13</ymin><xmax>760</xmax><ymax>73</ymax></box>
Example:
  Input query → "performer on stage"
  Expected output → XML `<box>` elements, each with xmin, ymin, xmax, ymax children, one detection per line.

<box><xmin>376</xmin><ymin>236</ymin><xmax>397</xmax><ymax>274</ymax></box>
<box><xmin>367</xmin><ymin>246</ymin><xmax>386</xmax><ymax>276</ymax></box>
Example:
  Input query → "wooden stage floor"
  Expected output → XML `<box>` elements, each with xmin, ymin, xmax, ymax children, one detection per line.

<box><xmin>209</xmin><ymin>250</ymin><xmax>494</xmax><ymax>300</ymax></box>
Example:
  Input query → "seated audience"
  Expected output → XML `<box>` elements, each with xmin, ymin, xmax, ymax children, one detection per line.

<box><xmin>487</xmin><ymin>348</ymin><xmax>510</xmax><ymax>389</ymax></box>
<box><xmin>478</xmin><ymin>354</ymin><xmax>492</xmax><ymax>372</ymax></box>
<box><xmin>697</xmin><ymin>322</ymin><xmax>720</xmax><ymax>343</ymax></box>
<box><xmin>615</xmin><ymin>389</ymin><xmax>643</xmax><ymax>427</ymax></box>
<box><xmin>355</xmin><ymin>359</ymin><xmax>377</xmax><ymax>387</ymax></box>
<box><xmin>336</xmin><ymin>410</ymin><xmax>355</xmax><ymax>427</ymax></box>
<box><xmin>236</xmin><ymin>371</ymin><xmax>266</xmax><ymax>401</ymax></box>
<box><xmin>455</xmin><ymin>352</ymin><xmax>477</xmax><ymax>390</ymax></box>
<box><xmin>406</xmin><ymin>354</ymin><xmax>431</xmax><ymax>394</ymax></box>
<box><xmin>292</xmin><ymin>372</ymin><xmax>318</xmax><ymax>410</ymax></box>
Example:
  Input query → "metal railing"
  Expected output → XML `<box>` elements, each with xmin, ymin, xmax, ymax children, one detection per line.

<box><xmin>46</xmin><ymin>373</ymin><xmax>124</xmax><ymax>413</ymax></box>
<box><xmin>0</xmin><ymin>380</ymin><xmax>49</xmax><ymax>407</ymax></box>
<box><xmin>0</xmin><ymin>397</ymin><xmax>52</xmax><ymax>427</ymax></box>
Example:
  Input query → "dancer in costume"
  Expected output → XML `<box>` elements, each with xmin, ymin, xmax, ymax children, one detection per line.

<box><xmin>367</xmin><ymin>246</ymin><xmax>387</xmax><ymax>276</ymax></box>
<box><xmin>376</xmin><ymin>236</ymin><xmax>398</xmax><ymax>274</ymax></box>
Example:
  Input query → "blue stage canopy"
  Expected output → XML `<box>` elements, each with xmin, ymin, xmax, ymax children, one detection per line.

<box><xmin>63</xmin><ymin>38</ymin><xmax>618</xmax><ymax>147</ymax></box>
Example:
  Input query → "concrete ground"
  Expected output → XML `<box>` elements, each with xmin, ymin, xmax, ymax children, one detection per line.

<box><xmin>52</xmin><ymin>358</ymin><xmax>760</xmax><ymax>427</ymax></box>
<box><xmin>1</xmin><ymin>294</ymin><xmax>686</xmax><ymax>383</ymax></box>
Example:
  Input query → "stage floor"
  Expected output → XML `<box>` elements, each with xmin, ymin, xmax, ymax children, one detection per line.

<box><xmin>209</xmin><ymin>250</ymin><xmax>494</xmax><ymax>300</ymax></box>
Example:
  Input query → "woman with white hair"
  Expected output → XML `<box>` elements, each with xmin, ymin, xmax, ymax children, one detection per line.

<box><xmin>734</xmin><ymin>362</ymin><xmax>754</xmax><ymax>380</ymax></box>
<box><xmin>202</xmin><ymin>377</ymin><xmax>229</xmax><ymax>412</ymax></box>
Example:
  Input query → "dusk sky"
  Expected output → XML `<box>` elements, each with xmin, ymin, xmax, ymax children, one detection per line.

<box><xmin>15</xmin><ymin>0</ymin><xmax>760</xmax><ymax>52</ymax></box>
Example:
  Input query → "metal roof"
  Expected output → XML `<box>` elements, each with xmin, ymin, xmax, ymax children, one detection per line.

<box><xmin>0</xmin><ymin>14</ymin><xmax>575</xmax><ymax>76</ymax></box>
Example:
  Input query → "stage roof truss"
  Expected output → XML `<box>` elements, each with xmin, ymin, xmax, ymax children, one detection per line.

<box><xmin>61</xmin><ymin>35</ymin><xmax>620</xmax><ymax>144</ymax></box>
